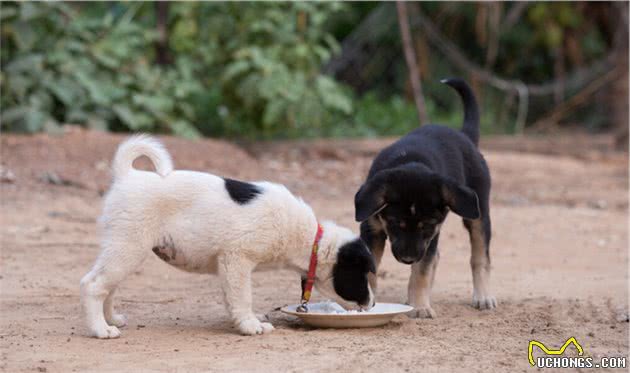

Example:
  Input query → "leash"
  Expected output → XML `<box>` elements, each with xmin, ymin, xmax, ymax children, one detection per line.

<box><xmin>296</xmin><ymin>223</ymin><xmax>324</xmax><ymax>313</ymax></box>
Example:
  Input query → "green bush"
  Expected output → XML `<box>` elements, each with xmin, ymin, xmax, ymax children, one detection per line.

<box><xmin>179</xmin><ymin>2</ymin><xmax>353</xmax><ymax>138</ymax></box>
<box><xmin>1</xmin><ymin>3</ymin><xmax>203</xmax><ymax>137</ymax></box>
<box><xmin>0</xmin><ymin>2</ymin><xmax>353</xmax><ymax>138</ymax></box>
<box><xmin>2</xmin><ymin>2</ymin><xmax>618</xmax><ymax>138</ymax></box>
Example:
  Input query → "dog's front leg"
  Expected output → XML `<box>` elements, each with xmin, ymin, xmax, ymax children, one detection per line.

<box><xmin>407</xmin><ymin>235</ymin><xmax>439</xmax><ymax>318</ymax></box>
<box><xmin>218</xmin><ymin>253</ymin><xmax>274</xmax><ymax>335</ymax></box>
<box><xmin>361</xmin><ymin>219</ymin><xmax>387</xmax><ymax>290</ymax></box>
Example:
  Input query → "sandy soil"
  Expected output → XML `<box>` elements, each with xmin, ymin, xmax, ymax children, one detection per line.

<box><xmin>1</xmin><ymin>128</ymin><xmax>628</xmax><ymax>372</ymax></box>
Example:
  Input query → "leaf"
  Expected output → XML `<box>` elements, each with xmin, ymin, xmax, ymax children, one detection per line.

<box><xmin>12</xmin><ymin>21</ymin><xmax>38</xmax><ymax>50</ymax></box>
<box><xmin>0</xmin><ymin>5</ymin><xmax>17</xmax><ymax>21</ymax></box>
<box><xmin>44</xmin><ymin>77</ymin><xmax>80</xmax><ymax>106</ymax></box>
<box><xmin>113</xmin><ymin>104</ymin><xmax>153</xmax><ymax>131</ymax></box>
<box><xmin>316</xmin><ymin>76</ymin><xmax>352</xmax><ymax>114</ymax></box>
<box><xmin>19</xmin><ymin>2</ymin><xmax>44</xmax><ymax>21</ymax></box>
<box><xmin>178</xmin><ymin>102</ymin><xmax>196</xmax><ymax>119</ymax></box>
<box><xmin>323</xmin><ymin>34</ymin><xmax>341</xmax><ymax>55</ymax></box>
<box><xmin>112</xmin><ymin>104</ymin><xmax>137</xmax><ymax>129</ymax></box>
<box><xmin>132</xmin><ymin>94</ymin><xmax>174</xmax><ymax>116</ymax></box>
<box><xmin>86</xmin><ymin>115</ymin><xmax>108</xmax><ymax>131</ymax></box>
<box><xmin>28</xmin><ymin>90</ymin><xmax>54</xmax><ymax>111</ymax></box>
<box><xmin>91</xmin><ymin>48</ymin><xmax>120</xmax><ymax>69</ymax></box>
<box><xmin>7</xmin><ymin>74</ymin><xmax>33</xmax><ymax>99</ymax></box>
<box><xmin>0</xmin><ymin>106</ymin><xmax>29</xmax><ymax>124</ymax></box>
<box><xmin>169</xmin><ymin>120</ymin><xmax>201</xmax><ymax>139</ymax></box>
<box><xmin>74</xmin><ymin>70</ymin><xmax>110</xmax><ymax>105</ymax></box>
<box><xmin>262</xmin><ymin>99</ymin><xmax>285</xmax><ymax>126</ymax></box>
<box><xmin>4</xmin><ymin>53</ymin><xmax>44</xmax><ymax>74</ymax></box>
<box><xmin>23</xmin><ymin>108</ymin><xmax>47</xmax><ymax>132</ymax></box>
<box><xmin>65</xmin><ymin>108</ymin><xmax>89</xmax><ymax>123</ymax></box>
<box><xmin>222</xmin><ymin>60</ymin><xmax>251</xmax><ymax>81</ymax></box>
<box><xmin>313</xmin><ymin>45</ymin><xmax>331</xmax><ymax>63</ymax></box>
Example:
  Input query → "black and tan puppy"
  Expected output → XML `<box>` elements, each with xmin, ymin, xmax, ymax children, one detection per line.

<box><xmin>354</xmin><ymin>78</ymin><xmax>496</xmax><ymax>318</ymax></box>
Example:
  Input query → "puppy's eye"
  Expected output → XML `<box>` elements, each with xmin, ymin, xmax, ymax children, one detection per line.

<box><xmin>417</xmin><ymin>222</ymin><xmax>423</xmax><ymax>228</ymax></box>
<box><xmin>428</xmin><ymin>219</ymin><xmax>438</xmax><ymax>224</ymax></box>
<box><xmin>399</xmin><ymin>221</ymin><xmax>406</xmax><ymax>229</ymax></box>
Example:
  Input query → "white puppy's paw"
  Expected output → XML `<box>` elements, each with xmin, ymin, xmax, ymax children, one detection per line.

<box><xmin>260</xmin><ymin>322</ymin><xmax>274</xmax><ymax>333</ymax></box>
<box><xmin>106</xmin><ymin>314</ymin><xmax>128</xmax><ymax>328</ymax></box>
<box><xmin>472</xmin><ymin>294</ymin><xmax>497</xmax><ymax>310</ymax></box>
<box><xmin>238</xmin><ymin>318</ymin><xmax>275</xmax><ymax>335</ymax></box>
<box><xmin>407</xmin><ymin>305</ymin><xmax>436</xmax><ymax>319</ymax></box>
<box><xmin>91</xmin><ymin>325</ymin><xmax>121</xmax><ymax>339</ymax></box>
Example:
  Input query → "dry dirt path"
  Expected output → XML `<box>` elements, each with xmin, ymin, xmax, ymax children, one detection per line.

<box><xmin>1</xmin><ymin>129</ymin><xmax>628</xmax><ymax>372</ymax></box>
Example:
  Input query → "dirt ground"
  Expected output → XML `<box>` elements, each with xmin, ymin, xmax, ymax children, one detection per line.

<box><xmin>1</xmin><ymin>127</ymin><xmax>628</xmax><ymax>372</ymax></box>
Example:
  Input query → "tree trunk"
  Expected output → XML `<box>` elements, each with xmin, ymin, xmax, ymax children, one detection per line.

<box><xmin>612</xmin><ymin>3</ymin><xmax>628</xmax><ymax>151</ymax></box>
<box><xmin>396</xmin><ymin>2</ymin><xmax>429</xmax><ymax>125</ymax></box>
<box><xmin>155</xmin><ymin>2</ymin><xmax>172</xmax><ymax>66</ymax></box>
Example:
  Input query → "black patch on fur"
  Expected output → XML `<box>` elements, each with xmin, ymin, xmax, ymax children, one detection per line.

<box><xmin>224</xmin><ymin>178</ymin><xmax>261</xmax><ymax>205</ymax></box>
<box><xmin>332</xmin><ymin>239</ymin><xmax>375</xmax><ymax>306</ymax></box>
<box><xmin>152</xmin><ymin>246</ymin><xmax>171</xmax><ymax>261</ymax></box>
<box><xmin>152</xmin><ymin>236</ymin><xmax>177</xmax><ymax>262</ymax></box>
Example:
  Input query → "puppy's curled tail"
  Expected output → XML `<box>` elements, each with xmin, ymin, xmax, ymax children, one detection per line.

<box><xmin>441</xmin><ymin>78</ymin><xmax>480</xmax><ymax>146</ymax></box>
<box><xmin>112</xmin><ymin>135</ymin><xmax>173</xmax><ymax>180</ymax></box>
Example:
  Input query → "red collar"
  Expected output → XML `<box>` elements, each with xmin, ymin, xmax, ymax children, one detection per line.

<box><xmin>297</xmin><ymin>223</ymin><xmax>324</xmax><ymax>312</ymax></box>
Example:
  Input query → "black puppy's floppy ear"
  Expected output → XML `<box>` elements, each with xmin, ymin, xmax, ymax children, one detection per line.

<box><xmin>355</xmin><ymin>164</ymin><xmax>422</xmax><ymax>221</ymax></box>
<box><xmin>354</xmin><ymin>175</ymin><xmax>388</xmax><ymax>222</ymax></box>
<box><xmin>441</xmin><ymin>179</ymin><xmax>480</xmax><ymax>220</ymax></box>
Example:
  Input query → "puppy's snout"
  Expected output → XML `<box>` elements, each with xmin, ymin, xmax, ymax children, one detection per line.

<box><xmin>399</xmin><ymin>256</ymin><xmax>417</xmax><ymax>264</ymax></box>
<box><xmin>359</xmin><ymin>296</ymin><xmax>376</xmax><ymax>311</ymax></box>
<box><xmin>393</xmin><ymin>241</ymin><xmax>426</xmax><ymax>264</ymax></box>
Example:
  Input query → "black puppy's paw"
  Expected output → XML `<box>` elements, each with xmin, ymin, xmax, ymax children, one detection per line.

<box><xmin>406</xmin><ymin>306</ymin><xmax>436</xmax><ymax>319</ymax></box>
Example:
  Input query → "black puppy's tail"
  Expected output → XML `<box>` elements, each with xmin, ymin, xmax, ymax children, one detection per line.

<box><xmin>441</xmin><ymin>78</ymin><xmax>480</xmax><ymax>146</ymax></box>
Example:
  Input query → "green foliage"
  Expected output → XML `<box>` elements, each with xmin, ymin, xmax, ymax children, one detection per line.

<box><xmin>169</xmin><ymin>2</ymin><xmax>352</xmax><ymax>138</ymax></box>
<box><xmin>1</xmin><ymin>2</ymin><xmax>204</xmax><ymax>137</ymax></box>
<box><xmin>1</xmin><ymin>2</ymin><xmax>352</xmax><ymax>138</ymax></box>
<box><xmin>0</xmin><ymin>2</ymin><xmax>622</xmax><ymax>138</ymax></box>
<box><xmin>320</xmin><ymin>91</ymin><xmax>476</xmax><ymax>138</ymax></box>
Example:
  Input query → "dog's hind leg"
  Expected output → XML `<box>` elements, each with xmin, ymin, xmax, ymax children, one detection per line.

<box><xmin>80</xmin><ymin>237</ymin><xmax>148</xmax><ymax>338</ymax></box>
<box><xmin>219</xmin><ymin>253</ymin><xmax>274</xmax><ymax>335</ymax></box>
<box><xmin>361</xmin><ymin>218</ymin><xmax>387</xmax><ymax>290</ymax></box>
<box><xmin>464</xmin><ymin>215</ymin><xmax>497</xmax><ymax>310</ymax></box>
<box><xmin>104</xmin><ymin>288</ymin><xmax>127</xmax><ymax>328</ymax></box>
<box><xmin>407</xmin><ymin>234</ymin><xmax>439</xmax><ymax>318</ymax></box>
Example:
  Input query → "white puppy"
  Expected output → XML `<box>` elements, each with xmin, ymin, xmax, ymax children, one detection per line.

<box><xmin>80</xmin><ymin>135</ymin><xmax>375</xmax><ymax>338</ymax></box>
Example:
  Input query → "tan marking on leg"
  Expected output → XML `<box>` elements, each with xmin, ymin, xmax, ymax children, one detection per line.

<box><xmin>407</xmin><ymin>253</ymin><xmax>439</xmax><ymax>318</ymax></box>
<box><xmin>469</xmin><ymin>219</ymin><xmax>496</xmax><ymax>309</ymax></box>
<box><xmin>367</xmin><ymin>216</ymin><xmax>386</xmax><ymax>290</ymax></box>
<box><xmin>368</xmin><ymin>242</ymin><xmax>385</xmax><ymax>290</ymax></box>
